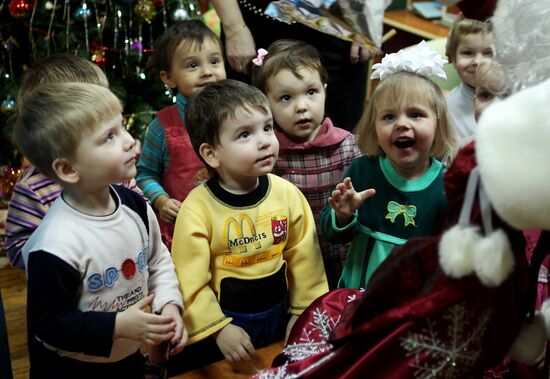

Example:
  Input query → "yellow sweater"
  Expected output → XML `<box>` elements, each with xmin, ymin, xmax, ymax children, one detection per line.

<box><xmin>172</xmin><ymin>174</ymin><xmax>328</xmax><ymax>344</ymax></box>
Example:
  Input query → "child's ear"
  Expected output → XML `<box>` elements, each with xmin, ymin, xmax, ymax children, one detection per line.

<box><xmin>52</xmin><ymin>157</ymin><xmax>80</xmax><ymax>184</ymax></box>
<box><xmin>160</xmin><ymin>70</ymin><xmax>177</xmax><ymax>89</ymax></box>
<box><xmin>199</xmin><ymin>143</ymin><xmax>220</xmax><ymax>169</ymax></box>
<box><xmin>324</xmin><ymin>83</ymin><xmax>328</xmax><ymax>91</ymax></box>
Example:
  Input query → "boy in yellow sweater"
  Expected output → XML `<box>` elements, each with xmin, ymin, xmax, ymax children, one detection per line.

<box><xmin>170</xmin><ymin>79</ymin><xmax>328</xmax><ymax>372</ymax></box>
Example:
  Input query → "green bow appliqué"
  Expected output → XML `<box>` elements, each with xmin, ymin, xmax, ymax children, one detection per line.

<box><xmin>385</xmin><ymin>201</ymin><xmax>417</xmax><ymax>227</ymax></box>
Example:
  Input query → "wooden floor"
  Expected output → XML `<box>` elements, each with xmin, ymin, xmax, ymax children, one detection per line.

<box><xmin>1</xmin><ymin>267</ymin><xmax>29</xmax><ymax>379</ymax></box>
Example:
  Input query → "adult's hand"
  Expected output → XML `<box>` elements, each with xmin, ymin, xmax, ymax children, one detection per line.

<box><xmin>210</xmin><ymin>0</ymin><xmax>256</xmax><ymax>73</ymax></box>
<box><xmin>349</xmin><ymin>41</ymin><xmax>376</xmax><ymax>64</ymax></box>
<box><xmin>225</xmin><ymin>25</ymin><xmax>256</xmax><ymax>74</ymax></box>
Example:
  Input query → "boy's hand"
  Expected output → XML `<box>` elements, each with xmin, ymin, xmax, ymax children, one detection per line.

<box><xmin>161</xmin><ymin>303</ymin><xmax>188</xmax><ymax>356</ymax></box>
<box><xmin>328</xmin><ymin>177</ymin><xmax>376</xmax><ymax>225</ymax></box>
<box><xmin>214</xmin><ymin>324</ymin><xmax>256</xmax><ymax>363</ymax></box>
<box><xmin>156</xmin><ymin>197</ymin><xmax>182</xmax><ymax>224</ymax></box>
<box><xmin>114</xmin><ymin>294</ymin><xmax>176</xmax><ymax>345</ymax></box>
<box><xmin>285</xmin><ymin>315</ymin><xmax>299</xmax><ymax>344</ymax></box>
<box><xmin>148</xmin><ymin>303</ymin><xmax>187</xmax><ymax>367</ymax></box>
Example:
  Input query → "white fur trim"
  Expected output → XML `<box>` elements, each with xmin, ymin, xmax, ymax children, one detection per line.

<box><xmin>473</xmin><ymin>230</ymin><xmax>515</xmax><ymax>287</ymax></box>
<box><xmin>508</xmin><ymin>313</ymin><xmax>546</xmax><ymax>365</ymax></box>
<box><xmin>438</xmin><ymin>225</ymin><xmax>478</xmax><ymax>278</ymax></box>
<box><xmin>493</xmin><ymin>0</ymin><xmax>550</xmax><ymax>90</ymax></box>
<box><xmin>477</xmin><ymin>78</ymin><xmax>550</xmax><ymax>230</ymax></box>
<box><xmin>541</xmin><ymin>298</ymin><xmax>550</xmax><ymax>338</ymax></box>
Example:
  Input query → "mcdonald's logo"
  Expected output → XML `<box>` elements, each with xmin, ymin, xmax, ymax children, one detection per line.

<box><xmin>224</xmin><ymin>214</ymin><xmax>267</xmax><ymax>254</ymax></box>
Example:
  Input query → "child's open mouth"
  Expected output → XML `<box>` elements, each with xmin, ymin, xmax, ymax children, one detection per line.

<box><xmin>393</xmin><ymin>137</ymin><xmax>416</xmax><ymax>149</ymax></box>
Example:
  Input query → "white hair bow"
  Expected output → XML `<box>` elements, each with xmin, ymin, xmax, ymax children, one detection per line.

<box><xmin>371</xmin><ymin>40</ymin><xmax>448</xmax><ymax>81</ymax></box>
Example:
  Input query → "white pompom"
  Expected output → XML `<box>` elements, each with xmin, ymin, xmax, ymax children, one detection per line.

<box><xmin>438</xmin><ymin>225</ymin><xmax>479</xmax><ymax>278</ymax></box>
<box><xmin>477</xmin><ymin>79</ymin><xmax>550</xmax><ymax>230</ymax></box>
<box><xmin>473</xmin><ymin>229</ymin><xmax>515</xmax><ymax>287</ymax></box>
<box><xmin>508</xmin><ymin>313</ymin><xmax>546</xmax><ymax>365</ymax></box>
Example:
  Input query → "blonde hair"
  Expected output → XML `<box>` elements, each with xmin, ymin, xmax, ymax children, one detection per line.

<box><xmin>13</xmin><ymin>83</ymin><xmax>122</xmax><ymax>180</ymax></box>
<box><xmin>18</xmin><ymin>53</ymin><xmax>108</xmax><ymax>99</ymax></box>
<box><xmin>476</xmin><ymin>61</ymin><xmax>508</xmax><ymax>96</ymax></box>
<box><xmin>446</xmin><ymin>15</ymin><xmax>493</xmax><ymax>64</ymax></box>
<box><xmin>356</xmin><ymin>72</ymin><xmax>457</xmax><ymax>161</ymax></box>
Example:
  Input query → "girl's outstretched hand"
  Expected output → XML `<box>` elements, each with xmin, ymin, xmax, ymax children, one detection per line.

<box><xmin>328</xmin><ymin>177</ymin><xmax>376</xmax><ymax>225</ymax></box>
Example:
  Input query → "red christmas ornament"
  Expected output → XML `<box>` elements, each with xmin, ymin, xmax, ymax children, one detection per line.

<box><xmin>92</xmin><ymin>52</ymin><xmax>106</xmax><ymax>68</ymax></box>
<box><xmin>9</xmin><ymin>0</ymin><xmax>33</xmax><ymax>19</ymax></box>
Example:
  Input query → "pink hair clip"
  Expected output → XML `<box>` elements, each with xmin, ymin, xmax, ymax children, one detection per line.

<box><xmin>252</xmin><ymin>48</ymin><xmax>268</xmax><ymax>66</ymax></box>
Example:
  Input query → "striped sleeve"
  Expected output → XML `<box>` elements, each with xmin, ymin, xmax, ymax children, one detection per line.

<box><xmin>135</xmin><ymin>117</ymin><xmax>169</xmax><ymax>204</ymax></box>
<box><xmin>5</xmin><ymin>168</ymin><xmax>62</xmax><ymax>268</ymax></box>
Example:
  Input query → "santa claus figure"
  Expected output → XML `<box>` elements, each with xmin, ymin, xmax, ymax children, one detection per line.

<box><xmin>253</xmin><ymin>1</ymin><xmax>550</xmax><ymax>377</ymax></box>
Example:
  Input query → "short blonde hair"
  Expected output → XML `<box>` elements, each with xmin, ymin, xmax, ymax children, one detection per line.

<box><xmin>446</xmin><ymin>15</ymin><xmax>493</xmax><ymax>64</ymax></box>
<box><xmin>476</xmin><ymin>61</ymin><xmax>508</xmax><ymax>96</ymax></box>
<box><xmin>13</xmin><ymin>83</ymin><xmax>122</xmax><ymax>181</ymax></box>
<box><xmin>18</xmin><ymin>53</ymin><xmax>108</xmax><ymax>99</ymax></box>
<box><xmin>356</xmin><ymin>72</ymin><xmax>457</xmax><ymax>161</ymax></box>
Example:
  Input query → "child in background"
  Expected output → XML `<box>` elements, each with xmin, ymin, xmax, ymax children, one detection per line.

<box><xmin>445</xmin><ymin>15</ymin><xmax>493</xmax><ymax>143</ymax></box>
<box><xmin>251</xmin><ymin>39</ymin><xmax>362</xmax><ymax>289</ymax></box>
<box><xmin>5</xmin><ymin>53</ymin><xmax>143</xmax><ymax>269</ymax></box>
<box><xmin>170</xmin><ymin>80</ymin><xmax>328</xmax><ymax>372</ymax></box>
<box><xmin>320</xmin><ymin>43</ymin><xmax>457</xmax><ymax>289</ymax></box>
<box><xmin>14</xmin><ymin>83</ymin><xmax>186</xmax><ymax>378</ymax></box>
<box><xmin>473</xmin><ymin>61</ymin><xmax>509</xmax><ymax>122</ymax></box>
<box><xmin>136</xmin><ymin>20</ymin><xmax>226</xmax><ymax>249</ymax></box>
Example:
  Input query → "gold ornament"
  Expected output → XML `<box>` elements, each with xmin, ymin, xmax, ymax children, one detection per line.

<box><xmin>134</xmin><ymin>0</ymin><xmax>155</xmax><ymax>23</ymax></box>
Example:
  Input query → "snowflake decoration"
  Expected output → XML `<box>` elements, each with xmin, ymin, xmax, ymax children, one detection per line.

<box><xmin>254</xmin><ymin>362</ymin><xmax>290</xmax><ymax>379</ymax></box>
<box><xmin>282</xmin><ymin>307</ymin><xmax>341</xmax><ymax>362</ymax></box>
<box><xmin>400</xmin><ymin>302</ymin><xmax>492</xmax><ymax>379</ymax></box>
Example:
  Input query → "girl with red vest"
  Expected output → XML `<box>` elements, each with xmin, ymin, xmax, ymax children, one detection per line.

<box><xmin>136</xmin><ymin>20</ymin><xmax>226</xmax><ymax>249</ymax></box>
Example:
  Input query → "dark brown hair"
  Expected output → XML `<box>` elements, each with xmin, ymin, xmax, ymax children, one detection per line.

<box><xmin>185</xmin><ymin>79</ymin><xmax>270</xmax><ymax>170</ymax></box>
<box><xmin>149</xmin><ymin>19</ymin><xmax>223</xmax><ymax>72</ymax></box>
<box><xmin>251</xmin><ymin>39</ymin><xmax>328</xmax><ymax>94</ymax></box>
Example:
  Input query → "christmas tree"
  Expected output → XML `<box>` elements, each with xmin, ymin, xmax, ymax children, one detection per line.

<box><xmin>0</xmin><ymin>0</ymin><xmax>212</xmax><ymax>204</ymax></box>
